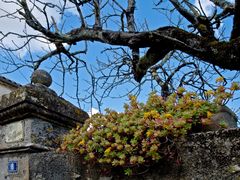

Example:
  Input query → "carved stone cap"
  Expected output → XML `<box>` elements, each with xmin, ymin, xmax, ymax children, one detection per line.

<box><xmin>31</xmin><ymin>69</ymin><xmax>52</xmax><ymax>87</ymax></box>
<box><xmin>207</xmin><ymin>105</ymin><xmax>239</xmax><ymax>131</ymax></box>
<box><xmin>216</xmin><ymin>105</ymin><xmax>238</xmax><ymax>120</ymax></box>
<box><xmin>0</xmin><ymin>84</ymin><xmax>89</xmax><ymax>127</ymax></box>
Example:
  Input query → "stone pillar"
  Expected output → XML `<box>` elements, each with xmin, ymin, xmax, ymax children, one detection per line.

<box><xmin>0</xmin><ymin>70</ymin><xmax>88</xmax><ymax>180</ymax></box>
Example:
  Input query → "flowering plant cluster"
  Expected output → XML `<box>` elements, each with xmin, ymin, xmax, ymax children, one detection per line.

<box><xmin>60</xmin><ymin>81</ymin><xmax>239</xmax><ymax>176</ymax></box>
<box><xmin>205</xmin><ymin>77</ymin><xmax>240</xmax><ymax>105</ymax></box>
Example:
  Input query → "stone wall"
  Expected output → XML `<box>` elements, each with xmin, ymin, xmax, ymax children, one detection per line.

<box><xmin>179</xmin><ymin>128</ymin><xmax>240</xmax><ymax>179</ymax></box>
<box><xmin>2</xmin><ymin>127</ymin><xmax>239</xmax><ymax>180</ymax></box>
<box><xmin>78</xmin><ymin>128</ymin><xmax>240</xmax><ymax>180</ymax></box>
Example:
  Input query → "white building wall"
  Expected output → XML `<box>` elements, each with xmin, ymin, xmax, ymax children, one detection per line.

<box><xmin>0</xmin><ymin>84</ymin><xmax>15</xmax><ymax>97</ymax></box>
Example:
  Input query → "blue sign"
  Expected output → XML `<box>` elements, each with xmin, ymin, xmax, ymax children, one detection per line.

<box><xmin>8</xmin><ymin>161</ymin><xmax>18</xmax><ymax>173</ymax></box>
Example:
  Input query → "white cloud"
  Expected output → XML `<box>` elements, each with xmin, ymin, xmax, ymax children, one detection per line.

<box><xmin>194</xmin><ymin>0</ymin><xmax>234</xmax><ymax>38</ymax></box>
<box><xmin>194</xmin><ymin>0</ymin><xmax>215</xmax><ymax>16</ymax></box>
<box><xmin>88</xmin><ymin>108</ymin><xmax>100</xmax><ymax>117</ymax></box>
<box><xmin>0</xmin><ymin>0</ymin><xmax>64</xmax><ymax>56</ymax></box>
<box><xmin>194</xmin><ymin>0</ymin><xmax>235</xmax><ymax>16</ymax></box>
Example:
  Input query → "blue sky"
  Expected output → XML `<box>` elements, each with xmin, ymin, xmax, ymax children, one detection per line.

<box><xmin>0</xmin><ymin>0</ymin><xmax>239</xmax><ymax>117</ymax></box>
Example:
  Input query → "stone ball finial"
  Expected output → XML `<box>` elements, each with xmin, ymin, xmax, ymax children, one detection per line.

<box><xmin>31</xmin><ymin>69</ymin><xmax>52</xmax><ymax>87</ymax></box>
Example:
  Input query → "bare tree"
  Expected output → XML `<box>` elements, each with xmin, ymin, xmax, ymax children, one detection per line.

<box><xmin>0</xmin><ymin>0</ymin><xmax>239</xmax><ymax>110</ymax></box>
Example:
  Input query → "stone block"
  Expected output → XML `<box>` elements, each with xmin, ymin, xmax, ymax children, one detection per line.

<box><xmin>0</xmin><ymin>152</ymin><xmax>81</xmax><ymax>180</ymax></box>
<box><xmin>0</xmin><ymin>118</ymin><xmax>69</xmax><ymax>153</ymax></box>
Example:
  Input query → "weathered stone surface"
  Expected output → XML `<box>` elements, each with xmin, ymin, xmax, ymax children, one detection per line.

<box><xmin>179</xmin><ymin>128</ymin><xmax>240</xmax><ymax>179</ymax></box>
<box><xmin>29</xmin><ymin>152</ymin><xmax>81</xmax><ymax>180</ymax></box>
<box><xmin>0</xmin><ymin>84</ymin><xmax>89</xmax><ymax>127</ymax></box>
<box><xmin>4</xmin><ymin>121</ymin><xmax>24</xmax><ymax>143</ymax></box>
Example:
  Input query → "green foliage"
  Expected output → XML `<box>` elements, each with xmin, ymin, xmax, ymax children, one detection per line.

<box><xmin>60</xmin><ymin>81</ymin><xmax>239</xmax><ymax>176</ymax></box>
<box><xmin>124</xmin><ymin>168</ymin><xmax>133</xmax><ymax>176</ymax></box>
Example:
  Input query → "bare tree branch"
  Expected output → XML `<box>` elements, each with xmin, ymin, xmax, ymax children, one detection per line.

<box><xmin>0</xmin><ymin>0</ymin><xmax>239</xmax><ymax>109</ymax></box>
<box><xmin>231</xmin><ymin>0</ymin><xmax>240</xmax><ymax>39</ymax></box>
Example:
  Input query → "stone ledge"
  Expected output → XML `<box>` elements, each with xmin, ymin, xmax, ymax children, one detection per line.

<box><xmin>0</xmin><ymin>84</ymin><xmax>88</xmax><ymax>127</ymax></box>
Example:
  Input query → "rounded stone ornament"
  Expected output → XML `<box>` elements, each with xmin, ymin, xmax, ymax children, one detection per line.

<box><xmin>31</xmin><ymin>69</ymin><xmax>52</xmax><ymax>87</ymax></box>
